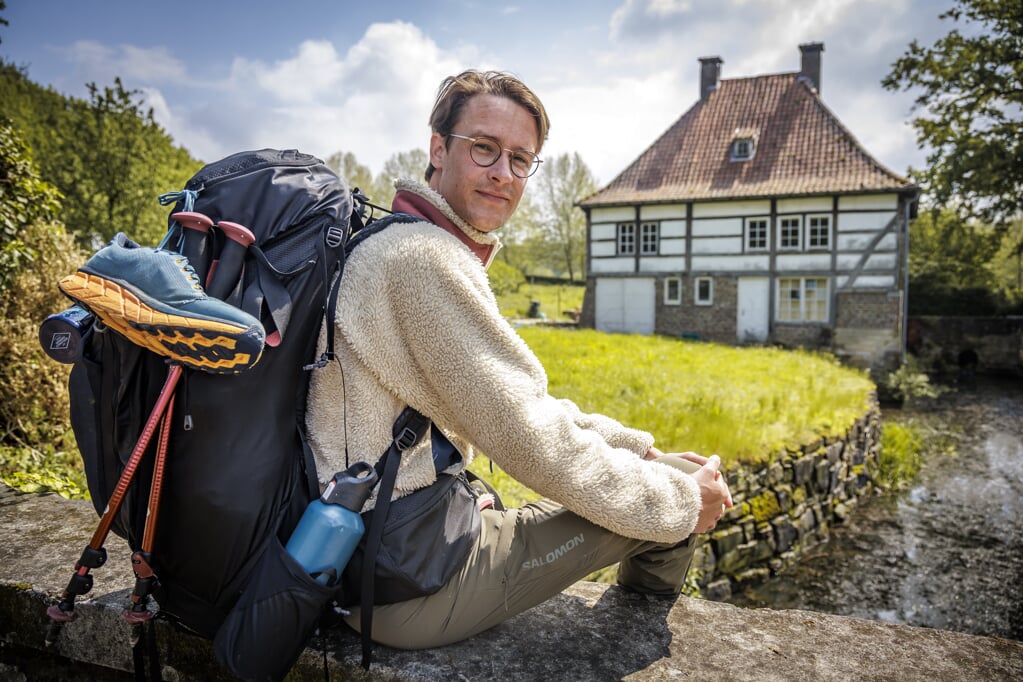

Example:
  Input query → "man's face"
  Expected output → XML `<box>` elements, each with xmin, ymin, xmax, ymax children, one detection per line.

<box><xmin>428</xmin><ymin>94</ymin><xmax>539</xmax><ymax>233</ymax></box>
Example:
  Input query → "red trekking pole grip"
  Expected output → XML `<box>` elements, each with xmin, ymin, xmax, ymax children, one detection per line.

<box><xmin>171</xmin><ymin>211</ymin><xmax>214</xmax><ymax>287</ymax></box>
<box><xmin>207</xmin><ymin>220</ymin><xmax>255</xmax><ymax>300</ymax></box>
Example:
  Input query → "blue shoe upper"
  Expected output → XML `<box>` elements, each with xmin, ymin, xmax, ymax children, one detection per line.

<box><xmin>82</xmin><ymin>232</ymin><xmax>264</xmax><ymax>332</ymax></box>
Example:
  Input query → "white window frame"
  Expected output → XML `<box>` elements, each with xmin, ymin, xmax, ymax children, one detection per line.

<box><xmin>806</xmin><ymin>214</ymin><xmax>831</xmax><ymax>250</ymax></box>
<box><xmin>664</xmin><ymin>276</ymin><xmax>682</xmax><ymax>305</ymax></box>
<box><xmin>640</xmin><ymin>222</ymin><xmax>659</xmax><ymax>255</ymax></box>
<box><xmin>777</xmin><ymin>277</ymin><xmax>829</xmax><ymax>322</ymax></box>
<box><xmin>694</xmin><ymin>276</ymin><xmax>714</xmax><ymax>306</ymax></box>
<box><xmin>779</xmin><ymin>216</ymin><xmax>802</xmax><ymax>250</ymax></box>
<box><xmin>745</xmin><ymin>217</ymin><xmax>769</xmax><ymax>251</ymax></box>
<box><xmin>617</xmin><ymin>222</ymin><xmax>636</xmax><ymax>255</ymax></box>
<box><xmin>730</xmin><ymin>138</ymin><xmax>755</xmax><ymax>161</ymax></box>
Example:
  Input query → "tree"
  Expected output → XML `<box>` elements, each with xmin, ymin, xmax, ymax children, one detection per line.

<box><xmin>908</xmin><ymin>207</ymin><xmax>1003</xmax><ymax>314</ymax></box>
<box><xmin>530</xmin><ymin>152</ymin><xmax>597</xmax><ymax>280</ymax></box>
<box><xmin>0</xmin><ymin>65</ymin><xmax>198</xmax><ymax>247</ymax></box>
<box><xmin>495</xmin><ymin>191</ymin><xmax>548</xmax><ymax>275</ymax></box>
<box><xmin>376</xmin><ymin>148</ymin><xmax>428</xmax><ymax>207</ymax></box>
<box><xmin>326</xmin><ymin>150</ymin><xmax>375</xmax><ymax>198</ymax></box>
<box><xmin>62</xmin><ymin>79</ymin><xmax>169</xmax><ymax>245</ymax></box>
<box><xmin>882</xmin><ymin>0</ymin><xmax>1023</xmax><ymax>227</ymax></box>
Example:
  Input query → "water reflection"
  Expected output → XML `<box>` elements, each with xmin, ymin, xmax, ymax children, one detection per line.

<box><xmin>725</xmin><ymin>377</ymin><xmax>1023</xmax><ymax>641</ymax></box>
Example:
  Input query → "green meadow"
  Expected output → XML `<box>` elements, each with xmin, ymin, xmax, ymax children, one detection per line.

<box><xmin>470</xmin><ymin>324</ymin><xmax>876</xmax><ymax>507</ymax></box>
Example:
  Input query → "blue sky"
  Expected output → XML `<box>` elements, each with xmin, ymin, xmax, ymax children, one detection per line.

<box><xmin>2</xmin><ymin>0</ymin><xmax>958</xmax><ymax>184</ymax></box>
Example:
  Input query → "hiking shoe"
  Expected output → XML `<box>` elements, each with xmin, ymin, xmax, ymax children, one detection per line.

<box><xmin>59</xmin><ymin>233</ymin><xmax>265</xmax><ymax>374</ymax></box>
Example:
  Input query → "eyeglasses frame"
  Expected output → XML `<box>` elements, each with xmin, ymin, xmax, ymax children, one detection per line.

<box><xmin>447</xmin><ymin>133</ymin><xmax>543</xmax><ymax>178</ymax></box>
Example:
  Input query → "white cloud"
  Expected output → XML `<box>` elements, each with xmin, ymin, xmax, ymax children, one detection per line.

<box><xmin>149</xmin><ymin>21</ymin><xmax>465</xmax><ymax>171</ymax></box>
<box><xmin>52</xmin><ymin>2</ymin><xmax>944</xmax><ymax>189</ymax></box>
<box><xmin>540</xmin><ymin>70</ymin><xmax>691</xmax><ymax>184</ymax></box>
<box><xmin>59</xmin><ymin>40</ymin><xmax>189</xmax><ymax>90</ymax></box>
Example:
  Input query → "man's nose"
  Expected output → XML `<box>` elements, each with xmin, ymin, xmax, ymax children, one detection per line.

<box><xmin>488</xmin><ymin>151</ymin><xmax>517</xmax><ymax>182</ymax></box>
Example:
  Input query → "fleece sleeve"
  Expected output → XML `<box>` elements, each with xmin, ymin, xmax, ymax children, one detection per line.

<box><xmin>337</xmin><ymin>224</ymin><xmax>701</xmax><ymax>543</ymax></box>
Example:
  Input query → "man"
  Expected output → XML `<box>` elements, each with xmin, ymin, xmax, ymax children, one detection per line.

<box><xmin>306</xmin><ymin>69</ymin><xmax>732</xmax><ymax>649</ymax></box>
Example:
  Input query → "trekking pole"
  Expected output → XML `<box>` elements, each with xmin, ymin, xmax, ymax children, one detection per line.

<box><xmin>171</xmin><ymin>211</ymin><xmax>214</xmax><ymax>288</ymax></box>
<box><xmin>124</xmin><ymin>392</ymin><xmax>175</xmax><ymax>637</ymax></box>
<box><xmin>206</xmin><ymin>220</ymin><xmax>255</xmax><ymax>300</ymax></box>
<box><xmin>45</xmin><ymin>363</ymin><xmax>184</xmax><ymax>646</ymax></box>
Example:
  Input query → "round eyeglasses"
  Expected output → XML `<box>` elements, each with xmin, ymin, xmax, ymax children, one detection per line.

<box><xmin>448</xmin><ymin>133</ymin><xmax>542</xmax><ymax>178</ymax></box>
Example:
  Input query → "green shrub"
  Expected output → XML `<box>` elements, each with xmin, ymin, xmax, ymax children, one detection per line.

<box><xmin>877</xmin><ymin>420</ymin><xmax>924</xmax><ymax>489</ymax></box>
<box><xmin>884</xmin><ymin>357</ymin><xmax>948</xmax><ymax>405</ymax></box>
<box><xmin>487</xmin><ymin>258</ymin><xmax>526</xmax><ymax>296</ymax></box>
<box><xmin>0</xmin><ymin>124</ymin><xmax>88</xmax><ymax>498</ymax></box>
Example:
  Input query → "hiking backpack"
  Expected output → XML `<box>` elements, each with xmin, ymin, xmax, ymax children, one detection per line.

<box><xmin>48</xmin><ymin>149</ymin><xmax>427</xmax><ymax>679</ymax></box>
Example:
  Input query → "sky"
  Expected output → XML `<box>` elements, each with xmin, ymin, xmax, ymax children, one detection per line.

<box><xmin>1</xmin><ymin>0</ymin><xmax>961</xmax><ymax>186</ymax></box>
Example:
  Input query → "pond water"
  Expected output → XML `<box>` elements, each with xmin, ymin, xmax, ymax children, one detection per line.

<box><xmin>725</xmin><ymin>376</ymin><xmax>1023</xmax><ymax>641</ymax></box>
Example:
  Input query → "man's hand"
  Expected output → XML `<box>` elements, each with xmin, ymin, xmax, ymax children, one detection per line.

<box><xmin>690</xmin><ymin>455</ymin><xmax>732</xmax><ymax>534</ymax></box>
<box><xmin>647</xmin><ymin>447</ymin><xmax>734</xmax><ymax>534</ymax></box>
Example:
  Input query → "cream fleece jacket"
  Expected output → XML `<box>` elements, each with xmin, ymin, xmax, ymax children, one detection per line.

<box><xmin>306</xmin><ymin>180</ymin><xmax>701</xmax><ymax>544</ymax></box>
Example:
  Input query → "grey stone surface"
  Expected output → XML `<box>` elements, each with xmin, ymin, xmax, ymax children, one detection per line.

<box><xmin>3</xmin><ymin>484</ymin><xmax>1023</xmax><ymax>681</ymax></box>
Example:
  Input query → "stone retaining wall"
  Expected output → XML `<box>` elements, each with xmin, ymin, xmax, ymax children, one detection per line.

<box><xmin>691</xmin><ymin>397</ymin><xmax>881</xmax><ymax>600</ymax></box>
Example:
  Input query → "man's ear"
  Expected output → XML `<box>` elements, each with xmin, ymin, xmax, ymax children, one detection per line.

<box><xmin>429</xmin><ymin>132</ymin><xmax>447</xmax><ymax>171</ymax></box>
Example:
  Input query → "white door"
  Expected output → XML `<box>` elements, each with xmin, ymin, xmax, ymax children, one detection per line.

<box><xmin>737</xmin><ymin>277</ymin><xmax>770</xmax><ymax>343</ymax></box>
<box><xmin>595</xmin><ymin>278</ymin><xmax>655</xmax><ymax>335</ymax></box>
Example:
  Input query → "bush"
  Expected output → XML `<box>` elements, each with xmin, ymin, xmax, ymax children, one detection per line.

<box><xmin>0</xmin><ymin>218</ymin><xmax>88</xmax><ymax>497</ymax></box>
<box><xmin>884</xmin><ymin>356</ymin><xmax>948</xmax><ymax>405</ymax></box>
<box><xmin>487</xmin><ymin>258</ymin><xmax>526</xmax><ymax>296</ymax></box>
<box><xmin>877</xmin><ymin>420</ymin><xmax>924</xmax><ymax>489</ymax></box>
<box><xmin>0</xmin><ymin>121</ymin><xmax>88</xmax><ymax>497</ymax></box>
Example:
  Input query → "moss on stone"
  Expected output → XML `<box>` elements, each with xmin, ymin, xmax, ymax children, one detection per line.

<box><xmin>748</xmin><ymin>491</ymin><xmax>781</xmax><ymax>523</ymax></box>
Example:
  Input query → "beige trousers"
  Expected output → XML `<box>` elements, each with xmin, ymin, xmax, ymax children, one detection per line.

<box><xmin>344</xmin><ymin>456</ymin><xmax>698</xmax><ymax>649</ymax></box>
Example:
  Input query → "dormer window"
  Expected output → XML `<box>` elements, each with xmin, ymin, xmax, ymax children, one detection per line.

<box><xmin>730</xmin><ymin>127</ymin><xmax>759</xmax><ymax>161</ymax></box>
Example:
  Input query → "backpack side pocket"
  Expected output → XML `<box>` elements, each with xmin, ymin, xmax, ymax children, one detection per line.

<box><xmin>213</xmin><ymin>536</ymin><xmax>336</xmax><ymax>682</ymax></box>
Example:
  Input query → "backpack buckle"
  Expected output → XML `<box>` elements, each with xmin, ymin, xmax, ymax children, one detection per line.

<box><xmin>395</xmin><ymin>426</ymin><xmax>419</xmax><ymax>451</ymax></box>
<box><xmin>325</xmin><ymin>224</ymin><xmax>345</xmax><ymax>248</ymax></box>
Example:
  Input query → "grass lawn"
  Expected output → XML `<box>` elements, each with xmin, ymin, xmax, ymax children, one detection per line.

<box><xmin>496</xmin><ymin>280</ymin><xmax>585</xmax><ymax>320</ymax></box>
<box><xmin>471</xmin><ymin>306</ymin><xmax>875</xmax><ymax>506</ymax></box>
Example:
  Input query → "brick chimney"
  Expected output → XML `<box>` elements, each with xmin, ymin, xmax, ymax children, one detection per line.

<box><xmin>699</xmin><ymin>56</ymin><xmax>723</xmax><ymax>100</ymax></box>
<box><xmin>798</xmin><ymin>42</ymin><xmax>824</xmax><ymax>93</ymax></box>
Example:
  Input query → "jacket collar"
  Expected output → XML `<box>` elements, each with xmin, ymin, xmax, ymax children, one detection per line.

<box><xmin>390</xmin><ymin>179</ymin><xmax>501</xmax><ymax>268</ymax></box>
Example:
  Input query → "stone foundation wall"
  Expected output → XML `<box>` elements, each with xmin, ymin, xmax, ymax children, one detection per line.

<box><xmin>655</xmin><ymin>276</ymin><xmax>739</xmax><ymax>343</ymax></box>
<box><xmin>690</xmin><ymin>396</ymin><xmax>881</xmax><ymax>599</ymax></box>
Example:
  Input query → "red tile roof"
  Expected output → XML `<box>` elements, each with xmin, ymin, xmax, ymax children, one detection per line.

<box><xmin>579</xmin><ymin>73</ymin><xmax>914</xmax><ymax>207</ymax></box>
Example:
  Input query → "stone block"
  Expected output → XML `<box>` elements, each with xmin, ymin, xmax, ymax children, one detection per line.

<box><xmin>827</xmin><ymin>442</ymin><xmax>844</xmax><ymax>464</ymax></box>
<box><xmin>792</xmin><ymin>456</ymin><xmax>815</xmax><ymax>486</ymax></box>
<box><xmin>814</xmin><ymin>459</ymin><xmax>830</xmax><ymax>492</ymax></box>
<box><xmin>771</xmin><ymin>517</ymin><xmax>799</xmax><ymax>553</ymax></box>
<box><xmin>710</xmin><ymin>525</ymin><xmax>744</xmax><ymax>558</ymax></box>
<box><xmin>702</xmin><ymin>579</ymin><xmax>732</xmax><ymax>601</ymax></box>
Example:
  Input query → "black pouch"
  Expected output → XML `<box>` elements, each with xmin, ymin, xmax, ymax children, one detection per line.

<box><xmin>213</xmin><ymin>536</ymin><xmax>337</xmax><ymax>682</ymax></box>
<box><xmin>343</xmin><ymin>472</ymin><xmax>481</xmax><ymax>605</ymax></box>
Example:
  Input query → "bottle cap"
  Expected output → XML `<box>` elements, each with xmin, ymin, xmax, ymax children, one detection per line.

<box><xmin>322</xmin><ymin>461</ymin><xmax>378</xmax><ymax>512</ymax></box>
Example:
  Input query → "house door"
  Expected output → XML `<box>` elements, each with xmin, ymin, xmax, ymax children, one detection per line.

<box><xmin>737</xmin><ymin>277</ymin><xmax>769</xmax><ymax>343</ymax></box>
<box><xmin>595</xmin><ymin>277</ymin><xmax>655</xmax><ymax>335</ymax></box>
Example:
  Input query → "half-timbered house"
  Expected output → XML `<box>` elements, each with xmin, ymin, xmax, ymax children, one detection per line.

<box><xmin>577</xmin><ymin>43</ymin><xmax>918</xmax><ymax>373</ymax></box>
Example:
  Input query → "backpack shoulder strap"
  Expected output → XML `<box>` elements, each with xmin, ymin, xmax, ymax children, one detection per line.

<box><xmin>359</xmin><ymin>406</ymin><xmax>431</xmax><ymax>669</ymax></box>
<box><xmin>310</xmin><ymin>211</ymin><xmax>419</xmax><ymax>370</ymax></box>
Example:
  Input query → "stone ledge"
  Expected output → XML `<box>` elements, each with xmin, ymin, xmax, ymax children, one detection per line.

<box><xmin>3</xmin><ymin>485</ymin><xmax>1023</xmax><ymax>681</ymax></box>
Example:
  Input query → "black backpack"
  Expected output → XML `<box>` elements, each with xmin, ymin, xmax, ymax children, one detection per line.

<box><xmin>51</xmin><ymin>149</ymin><xmax>422</xmax><ymax>679</ymax></box>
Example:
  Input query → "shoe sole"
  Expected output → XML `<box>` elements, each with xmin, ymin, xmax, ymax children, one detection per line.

<box><xmin>59</xmin><ymin>271</ymin><xmax>263</xmax><ymax>374</ymax></box>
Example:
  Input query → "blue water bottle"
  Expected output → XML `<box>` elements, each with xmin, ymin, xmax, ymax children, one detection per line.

<box><xmin>285</xmin><ymin>462</ymin><xmax>378</xmax><ymax>585</ymax></box>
